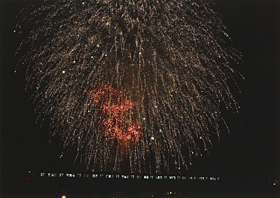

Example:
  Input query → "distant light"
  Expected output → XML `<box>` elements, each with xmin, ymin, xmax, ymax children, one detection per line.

<box><xmin>273</xmin><ymin>183</ymin><xmax>276</xmax><ymax>186</ymax></box>
<box><xmin>28</xmin><ymin>170</ymin><xmax>31</xmax><ymax>173</ymax></box>
<box><xmin>62</xmin><ymin>70</ymin><xmax>66</xmax><ymax>74</ymax></box>
<box><xmin>62</xmin><ymin>196</ymin><xmax>66</xmax><ymax>198</ymax></box>
<box><xmin>150</xmin><ymin>136</ymin><xmax>155</xmax><ymax>141</ymax></box>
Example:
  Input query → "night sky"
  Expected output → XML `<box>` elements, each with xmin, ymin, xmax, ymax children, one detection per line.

<box><xmin>1</xmin><ymin>0</ymin><xmax>280</xmax><ymax>194</ymax></box>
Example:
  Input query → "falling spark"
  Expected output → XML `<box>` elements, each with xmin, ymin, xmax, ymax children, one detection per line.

<box><xmin>16</xmin><ymin>0</ymin><xmax>241</xmax><ymax>173</ymax></box>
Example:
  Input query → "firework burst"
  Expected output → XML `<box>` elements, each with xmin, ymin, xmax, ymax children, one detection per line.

<box><xmin>16</xmin><ymin>0</ymin><xmax>241</xmax><ymax>173</ymax></box>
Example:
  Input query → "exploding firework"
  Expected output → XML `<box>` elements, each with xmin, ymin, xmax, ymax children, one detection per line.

<box><xmin>16</xmin><ymin>0</ymin><xmax>241</xmax><ymax>173</ymax></box>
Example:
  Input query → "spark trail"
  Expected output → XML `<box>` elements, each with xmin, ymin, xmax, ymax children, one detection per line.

<box><xmin>16</xmin><ymin>0</ymin><xmax>241</xmax><ymax>173</ymax></box>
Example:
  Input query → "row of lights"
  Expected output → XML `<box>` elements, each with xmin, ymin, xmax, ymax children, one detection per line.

<box><xmin>39</xmin><ymin>172</ymin><xmax>220</xmax><ymax>181</ymax></box>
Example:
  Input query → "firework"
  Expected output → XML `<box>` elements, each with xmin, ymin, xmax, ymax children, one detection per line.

<box><xmin>16</xmin><ymin>0</ymin><xmax>241</xmax><ymax>173</ymax></box>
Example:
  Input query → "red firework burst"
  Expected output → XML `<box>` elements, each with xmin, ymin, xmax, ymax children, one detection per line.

<box><xmin>87</xmin><ymin>82</ymin><xmax>142</xmax><ymax>143</ymax></box>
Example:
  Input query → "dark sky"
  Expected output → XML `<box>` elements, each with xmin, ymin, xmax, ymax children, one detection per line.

<box><xmin>1</xmin><ymin>0</ymin><xmax>280</xmax><ymax>191</ymax></box>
